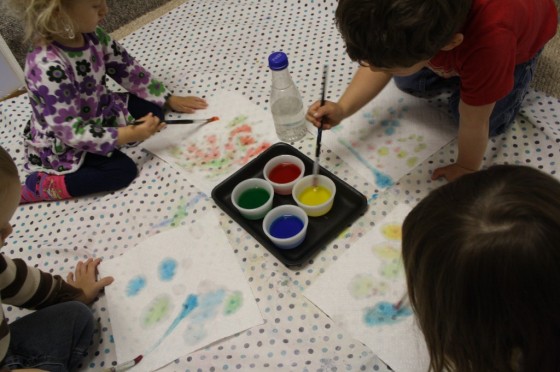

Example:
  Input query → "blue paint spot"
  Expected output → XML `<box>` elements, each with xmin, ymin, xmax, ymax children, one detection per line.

<box><xmin>147</xmin><ymin>294</ymin><xmax>199</xmax><ymax>354</ymax></box>
<box><xmin>363</xmin><ymin>301</ymin><xmax>412</xmax><ymax>326</ymax></box>
<box><xmin>381</xmin><ymin>119</ymin><xmax>400</xmax><ymax>135</ymax></box>
<box><xmin>191</xmin><ymin>289</ymin><xmax>226</xmax><ymax>323</ymax></box>
<box><xmin>338</xmin><ymin>137</ymin><xmax>394</xmax><ymax>189</ymax></box>
<box><xmin>126</xmin><ymin>276</ymin><xmax>146</xmax><ymax>297</ymax></box>
<box><xmin>159</xmin><ymin>258</ymin><xmax>177</xmax><ymax>281</ymax></box>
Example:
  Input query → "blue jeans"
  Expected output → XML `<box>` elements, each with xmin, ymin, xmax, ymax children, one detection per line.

<box><xmin>1</xmin><ymin>301</ymin><xmax>94</xmax><ymax>372</ymax></box>
<box><xmin>393</xmin><ymin>53</ymin><xmax>541</xmax><ymax>137</ymax></box>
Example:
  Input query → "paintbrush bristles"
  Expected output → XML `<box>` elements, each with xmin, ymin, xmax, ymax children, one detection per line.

<box><xmin>394</xmin><ymin>292</ymin><xmax>410</xmax><ymax>310</ymax></box>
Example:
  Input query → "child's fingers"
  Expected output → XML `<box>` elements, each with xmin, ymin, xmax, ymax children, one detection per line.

<box><xmin>96</xmin><ymin>276</ymin><xmax>115</xmax><ymax>290</ymax></box>
<box><xmin>85</xmin><ymin>258</ymin><xmax>101</xmax><ymax>273</ymax></box>
<box><xmin>311</xmin><ymin>105</ymin><xmax>333</xmax><ymax>128</ymax></box>
<box><xmin>82</xmin><ymin>258</ymin><xmax>94</xmax><ymax>274</ymax></box>
<box><xmin>75</xmin><ymin>260</ymin><xmax>84</xmax><ymax>276</ymax></box>
<box><xmin>306</xmin><ymin>101</ymin><xmax>323</xmax><ymax>126</ymax></box>
<box><xmin>139</xmin><ymin>112</ymin><xmax>154</xmax><ymax>121</ymax></box>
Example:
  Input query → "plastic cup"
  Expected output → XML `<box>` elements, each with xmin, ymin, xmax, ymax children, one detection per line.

<box><xmin>262</xmin><ymin>205</ymin><xmax>308</xmax><ymax>249</ymax></box>
<box><xmin>231</xmin><ymin>178</ymin><xmax>274</xmax><ymax>220</ymax></box>
<box><xmin>263</xmin><ymin>155</ymin><xmax>305</xmax><ymax>195</ymax></box>
<box><xmin>292</xmin><ymin>175</ymin><xmax>336</xmax><ymax>217</ymax></box>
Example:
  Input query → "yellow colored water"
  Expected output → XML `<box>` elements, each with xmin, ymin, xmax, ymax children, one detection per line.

<box><xmin>299</xmin><ymin>186</ymin><xmax>331</xmax><ymax>206</ymax></box>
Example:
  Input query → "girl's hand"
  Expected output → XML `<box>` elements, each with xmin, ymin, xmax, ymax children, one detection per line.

<box><xmin>67</xmin><ymin>258</ymin><xmax>114</xmax><ymax>305</ymax></box>
<box><xmin>118</xmin><ymin>113</ymin><xmax>165</xmax><ymax>145</ymax></box>
<box><xmin>166</xmin><ymin>95</ymin><xmax>208</xmax><ymax>113</ymax></box>
<box><xmin>306</xmin><ymin>100</ymin><xmax>345</xmax><ymax>129</ymax></box>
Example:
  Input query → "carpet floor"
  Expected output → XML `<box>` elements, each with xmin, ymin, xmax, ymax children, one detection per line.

<box><xmin>0</xmin><ymin>0</ymin><xmax>177</xmax><ymax>67</ymax></box>
<box><xmin>2</xmin><ymin>0</ymin><xmax>559</xmax><ymax>98</ymax></box>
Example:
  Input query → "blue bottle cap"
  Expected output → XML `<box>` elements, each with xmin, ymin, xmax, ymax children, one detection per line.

<box><xmin>268</xmin><ymin>51</ymin><xmax>289</xmax><ymax>71</ymax></box>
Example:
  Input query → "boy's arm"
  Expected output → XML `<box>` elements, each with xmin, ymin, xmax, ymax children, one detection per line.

<box><xmin>338</xmin><ymin>67</ymin><xmax>392</xmax><ymax>118</ymax></box>
<box><xmin>308</xmin><ymin>66</ymin><xmax>392</xmax><ymax>128</ymax></box>
<box><xmin>0</xmin><ymin>254</ymin><xmax>83</xmax><ymax>308</ymax></box>
<box><xmin>432</xmin><ymin>100</ymin><xmax>495</xmax><ymax>181</ymax></box>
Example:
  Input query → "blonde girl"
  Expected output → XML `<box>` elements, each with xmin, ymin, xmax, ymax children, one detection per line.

<box><xmin>5</xmin><ymin>0</ymin><xmax>208</xmax><ymax>203</ymax></box>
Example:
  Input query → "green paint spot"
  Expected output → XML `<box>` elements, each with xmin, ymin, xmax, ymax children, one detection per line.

<box><xmin>406</xmin><ymin>157</ymin><xmax>418</xmax><ymax>167</ymax></box>
<box><xmin>223</xmin><ymin>291</ymin><xmax>243</xmax><ymax>315</ymax></box>
<box><xmin>141</xmin><ymin>294</ymin><xmax>173</xmax><ymax>328</ymax></box>
<box><xmin>378</xmin><ymin>147</ymin><xmax>389</xmax><ymax>156</ymax></box>
<box><xmin>380</xmin><ymin>259</ymin><xmax>403</xmax><ymax>279</ymax></box>
<box><xmin>414</xmin><ymin>143</ymin><xmax>427</xmax><ymax>152</ymax></box>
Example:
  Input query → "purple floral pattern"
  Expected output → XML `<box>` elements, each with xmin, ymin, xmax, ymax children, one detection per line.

<box><xmin>23</xmin><ymin>27</ymin><xmax>170</xmax><ymax>174</ymax></box>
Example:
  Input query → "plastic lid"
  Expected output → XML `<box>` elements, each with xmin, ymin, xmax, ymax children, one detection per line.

<box><xmin>268</xmin><ymin>52</ymin><xmax>289</xmax><ymax>70</ymax></box>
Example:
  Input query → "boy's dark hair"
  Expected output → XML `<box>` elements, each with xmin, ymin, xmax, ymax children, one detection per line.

<box><xmin>402</xmin><ymin>165</ymin><xmax>560</xmax><ymax>372</ymax></box>
<box><xmin>336</xmin><ymin>0</ymin><xmax>472</xmax><ymax>68</ymax></box>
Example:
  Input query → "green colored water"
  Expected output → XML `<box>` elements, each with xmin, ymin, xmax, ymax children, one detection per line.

<box><xmin>238</xmin><ymin>187</ymin><xmax>270</xmax><ymax>209</ymax></box>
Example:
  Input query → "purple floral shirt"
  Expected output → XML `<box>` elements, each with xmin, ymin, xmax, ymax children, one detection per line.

<box><xmin>23</xmin><ymin>27</ymin><xmax>171</xmax><ymax>174</ymax></box>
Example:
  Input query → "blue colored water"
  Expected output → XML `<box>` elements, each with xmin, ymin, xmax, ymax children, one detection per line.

<box><xmin>269</xmin><ymin>215</ymin><xmax>304</xmax><ymax>238</ymax></box>
<box><xmin>363</xmin><ymin>301</ymin><xmax>412</xmax><ymax>326</ymax></box>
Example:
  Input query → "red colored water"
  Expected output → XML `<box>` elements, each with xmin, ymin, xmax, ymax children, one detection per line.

<box><xmin>268</xmin><ymin>163</ymin><xmax>301</xmax><ymax>184</ymax></box>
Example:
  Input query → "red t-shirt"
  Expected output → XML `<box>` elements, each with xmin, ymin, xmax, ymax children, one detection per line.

<box><xmin>428</xmin><ymin>0</ymin><xmax>558</xmax><ymax>106</ymax></box>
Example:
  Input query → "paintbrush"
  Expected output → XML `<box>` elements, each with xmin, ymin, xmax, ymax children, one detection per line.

<box><xmin>312</xmin><ymin>65</ymin><xmax>328</xmax><ymax>187</ymax></box>
<box><xmin>133</xmin><ymin>116</ymin><xmax>220</xmax><ymax>125</ymax></box>
<box><xmin>104</xmin><ymin>354</ymin><xmax>143</xmax><ymax>372</ymax></box>
<box><xmin>394</xmin><ymin>292</ymin><xmax>410</xmax><ymax>310</ymax></box>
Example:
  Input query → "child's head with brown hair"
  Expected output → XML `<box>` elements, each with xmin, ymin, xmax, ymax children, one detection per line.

<box><xmin>0</xmin><ymin>147</ymin><xmax>21</xmax><ymax>243</ymax></box>
<box><xmin>335</xmin><ymin>0</ymin><xmax>472</xmax><ymax>68</ymax></box>
<box><xmin>402</xmin><ymin>165</ymin><xmax>560</xmax><ymax>372</ymax></box>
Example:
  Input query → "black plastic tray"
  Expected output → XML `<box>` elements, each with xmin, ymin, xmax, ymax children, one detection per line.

<box><xmin>211</xmin><ymin>142</ymin><xmax>368</xmax><ymax>267</ymax></box>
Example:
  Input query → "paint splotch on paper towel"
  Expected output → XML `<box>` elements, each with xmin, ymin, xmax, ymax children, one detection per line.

<box><xmin>151</xmin><ymin>192</ymin><xmax>207</xmax><ymax>231</ymax></box>
<box><xmin>142</xmin><ymin>91</ymin><xmax>279</xmax><ymax>195</ymax></box>
<box><xmin>304</xmin><ymin>203</ymin><xmax>429</xmax><ymax>372</ymax></box>
<box><xmin>126</xmin><ymin>276</ymin><xmax>146</xmax><ymax>297</ymax></box>
<box><xmin>99</xmin><ymin>213</ymin><xmax>264</xmax><ymax>372</ymax></box>
<box><xmin>363</xmin><ymin>301</ymin><xmax>412</xmax><ymax>326</ymax></box>
<box><xmin>167</xmin><ymin>114</ymin><xmax>271</xmax><ymax>175</ymax></box>
<box><xmin>323</xmin><ymin>81</ymin><xmax>456</xmax><ymax>192</ymax></box>
<box><xmin>159</xmin><ymin>258</ymin><xmax>178</xmax><ymax>281</ymax></box>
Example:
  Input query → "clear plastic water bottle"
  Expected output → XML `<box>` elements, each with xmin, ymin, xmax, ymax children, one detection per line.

<box><xmin>268</xmin><ymin>51</ymin><xmax>307</xmax><ymax>142</ymax></box>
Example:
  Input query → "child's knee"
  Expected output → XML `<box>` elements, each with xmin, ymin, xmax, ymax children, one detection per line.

<box><xmin>117</xmin><ymin>156</ymin><xmax>138</xmax><ymax>187</ymax></box>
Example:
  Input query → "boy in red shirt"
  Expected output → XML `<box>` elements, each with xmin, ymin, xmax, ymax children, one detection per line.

<box><xmin>307</xmin><ymin>0</ymin><xmax>558</xmax><ymax>181</ymax></box>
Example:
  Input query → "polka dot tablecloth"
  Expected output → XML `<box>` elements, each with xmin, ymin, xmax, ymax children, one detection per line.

<box><xmin>1</xmin><ymin>0</ymin><xmax>559</xmax><ymax>371</ymax></box>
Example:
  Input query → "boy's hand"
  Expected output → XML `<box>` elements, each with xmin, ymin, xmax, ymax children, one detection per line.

<box><xmin>67</xmin><ymin>258</ymin><xmax>114</xmax><ymax>305</ymax></box>
<box><xmin>432</xmin><ymin>163</ymin><xmax>475</xmax><ymax>182</ymax></box>
<box><xmin>306</xmin><ymin>100</ymin><xmax>345</xmax><ymax>129</ymax></box>
<box><xmin>166</xmin><ymin>95</ymin><xmax>208</xmax><ymax>113</ymax></box>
